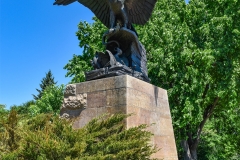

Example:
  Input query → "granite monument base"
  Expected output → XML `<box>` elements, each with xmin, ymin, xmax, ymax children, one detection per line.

<box><xmin>60</xmin><ymin>75</ymin><xmax>178</xmax><ymax>159</ymax></box>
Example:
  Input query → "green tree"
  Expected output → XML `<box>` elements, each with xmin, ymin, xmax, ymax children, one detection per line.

<box><xmin>148</xmin><ymin>0</ymin><xmax>240</xmax><ymax>158</ymax></box>
<box><xmin>29</xmin><ymin>84</ymin><xmax>64</xmax><ymax>116</ymax></box>
<box><xmin>10</xmin><ymin>100</ymin><xmax>35</xmax><ymax>114</ymax></box>
<box><xmin>0</xmin><ymin>109</ymin><xmax>19</xmax><ymax>155</ymax></box>
<box><xmin>64</xmin><ymin>0</ymin><xmax>240</xmax><ymax>159</ymax></box>
<box><xmin>0</xmin><ymin>113</ymin><xmax>157</xmax><ymax>159</ymax></box>
<box><xmin>0</xmin><ymin>104</ymin><xmax>9</xmax><ymax>141</ymax></box>
<box><xmin>0</xmin><ymin>104</ymin><xmax>8</xmax><ymax>115</ymax></box>
<box><xmin>197</xmin><ymin>110</ymin><xmax>240</xmax><ymax>159</ymax></box>
<box><xmin>33</xmin><ymin>70</ymin><xmax>57</xmax><ymax>100</ymax></box>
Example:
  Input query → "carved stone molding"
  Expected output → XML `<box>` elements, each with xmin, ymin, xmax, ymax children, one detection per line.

<box><xmin>65</xmin><ymin>84</ymin><xmax>76</xmax><ymax>96</ymax></box>
<box><xmin>62</xmin><ymin>93</ymin><xmax>87</xmax><ymax>109</ymax></box>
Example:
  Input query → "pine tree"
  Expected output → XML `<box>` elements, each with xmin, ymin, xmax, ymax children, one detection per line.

<box><xmin>33</xmin><ymin>70</ymin><xmax>57</xmax><ymax>100</ymax></box>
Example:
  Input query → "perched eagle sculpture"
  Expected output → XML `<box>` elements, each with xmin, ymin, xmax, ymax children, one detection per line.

<box><xmin>53</xmin><ymin>0</ymin><xmax>157</xmax><ymax>29</ymax></box>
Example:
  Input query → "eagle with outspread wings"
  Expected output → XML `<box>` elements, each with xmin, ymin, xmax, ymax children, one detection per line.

<box><xmin>53</xmin><ymin>0</ymin><xmax>157</xmax><ymax>30</ymax></box>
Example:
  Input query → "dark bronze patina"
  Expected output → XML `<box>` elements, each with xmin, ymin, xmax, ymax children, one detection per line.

<box><xmin>54</xmin><ymin>0</ymin><xmax>157</xmax><ymax>82</ymax></box>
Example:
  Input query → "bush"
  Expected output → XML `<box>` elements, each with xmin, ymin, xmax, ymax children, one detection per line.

<box><xmin>28</xmin><ymin>85</ymin><xmax>64</xmax><ymax>116</ymax></box>
<box><xmin>0</xmin><ymin>112</ymin><xmax>158</xmax><ymax>159</ymax></box>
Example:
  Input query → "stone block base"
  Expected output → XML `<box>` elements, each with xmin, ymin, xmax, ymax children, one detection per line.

<box><xmin>60</xmin><ymin>75</ymin><xmax>178</xmax><ymax>159</ymax></box>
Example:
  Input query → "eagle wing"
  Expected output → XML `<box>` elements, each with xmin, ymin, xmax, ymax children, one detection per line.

<box><xmin>54</xmin><ymin>0</ymin><xmax>157</xmax><ymax>27</ymax></box>
<box><xmin>125</xmin><ymin>0</ymin><xmax>157</xmax><ymax>25</ymax></box>
<box><xmin>54</xmin><ymin>0</ymin><xmax>110</xmax><ymax>28</ymax></box>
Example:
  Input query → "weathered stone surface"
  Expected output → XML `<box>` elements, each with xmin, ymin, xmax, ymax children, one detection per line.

<box><xmin>106</xmin><ymin>88</ymin><xmax>127</xmax><ymax>107</ymax></box>
<box><xmin>60</xmin><ymin>75</ymin><xmax>178</xmax><ymax>159</ymax></box>
<box><xmin>60</xmin><ymin>84</ymin><xmax>87</xmax><ymax>119</ymax></box>
<box><xmin>87</xmin><ymin>91</ymin><xmax>107</xmax><ymax>108</ymax></box>
<box><xmin>60</xmin><ymin>108</ymin><xmax>84</xmax><ymax>118</ymax></box>
<box><xmin>62</xmin><ymin>93</ymin><xmax>87</xmax><ymax>109</ymax></box>
<box><xmin>64</xmin><ymin>84</ymin><xmax>76</xmax><ymax>96</ymax></box>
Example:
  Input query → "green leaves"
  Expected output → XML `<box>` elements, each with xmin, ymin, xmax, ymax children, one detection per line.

<box><xmin>29</xmin><ymin>85</ymin><xmax>64</xmax><ymax>116</ymax></box>
<box><xmin>0</xmin><ymin>113</ymin><xmax>157</xmax><ymax>159</ymax></box>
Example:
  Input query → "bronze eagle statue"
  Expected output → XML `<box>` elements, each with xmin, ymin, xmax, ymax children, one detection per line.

<box><xmin>53</xmin><ymin>0</ymin><xmax>157</xmax><ymax>30</ymax></box>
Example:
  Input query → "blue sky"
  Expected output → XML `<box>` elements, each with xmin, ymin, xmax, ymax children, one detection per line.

<box><xmin>0</xmin><ymin>1</ymin><xmax>94</xmax><ymax>109</ymax></box>
<box><xmin>0</xmin><ymin>1</ymin><xmax>189</xmax><ymax>109</ymax></box>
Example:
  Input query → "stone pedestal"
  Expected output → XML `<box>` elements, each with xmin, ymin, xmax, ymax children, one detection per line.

<box><xmin>60</xmin><ymin>75</ymin><xmax>178</xmax><ymax>159</ymax></box>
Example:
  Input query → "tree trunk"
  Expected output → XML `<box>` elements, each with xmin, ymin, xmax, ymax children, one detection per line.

<box><xmin>181</xmin><ymin>97</ymin><xmax>219</xmax><ymax>160</ymax></box>
<box><xmin>181</xmin><ymin>140</ymin><xmax>198</xmax><ymax>160</ymax></box>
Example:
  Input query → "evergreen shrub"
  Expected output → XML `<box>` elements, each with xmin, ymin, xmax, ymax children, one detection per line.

<box><xmin>0</xmin><ymin>111</ymin><xmax>158</xmax><ymax>160</ymax></box>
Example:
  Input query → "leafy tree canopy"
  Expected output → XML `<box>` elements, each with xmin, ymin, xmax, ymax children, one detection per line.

<box><xmin>29</xmin><ymin>84</ymin><xmax>64</xmax><ymax>116</ymax></box>
<box><xmin>0</xmin><ymin>104</ymin><xmax>8</xmax><ymax>115</ymax></box>
<box><xmin>10</xmin><ymin>100</ymin><xmax>35</xmax><ymax>115</ymax></box>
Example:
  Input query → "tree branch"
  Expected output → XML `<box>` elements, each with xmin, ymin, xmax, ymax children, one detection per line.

<box><xmin>193</xmin><ymin>97</ymin><xmax>219</xmax><ymax>150</ymax></box>
<box><xmin>202</xmin><ymin>84</ymin><xmax>210</xmax><ymax>99</ymax></box>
